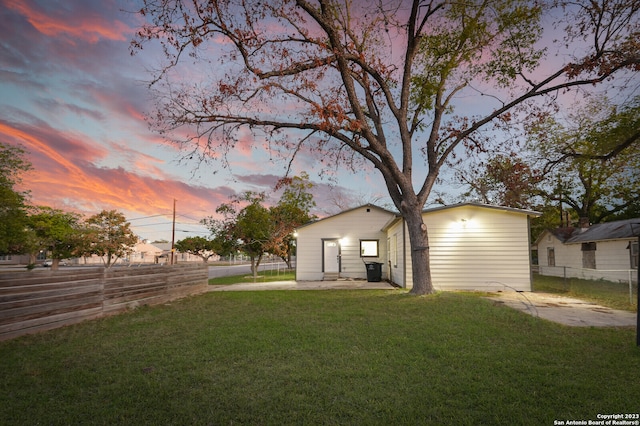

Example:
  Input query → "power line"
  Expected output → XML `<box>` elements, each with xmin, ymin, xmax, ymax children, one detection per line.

<box><xmin>131</xmin><ymin>222</ymin><xmax>209</xmax><ymax>229</ymax></box>
<box><xmin>177</xmin><ymin>213</ymin><xmax>206</xmax><ymax>222</ymax></box>
<box><xmin>128</xmin><ymin>214</ymin><xmax>170</xmax><ymax>221</ymax></box>
<box><xmin>130</xmin><ymin>222</ymin><xmax>174</xmax><ymax>227</ymax></box>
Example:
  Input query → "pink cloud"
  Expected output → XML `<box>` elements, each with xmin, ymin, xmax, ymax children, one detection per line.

<box><xmin>0</xmin><ymin>118</ymin><xmax>236</xmax><ymax>223</ymax></box>
<box><xmin>4</xmin><ymin>0</ymin><xmax>132</xmax><ymax>44</ymax></box>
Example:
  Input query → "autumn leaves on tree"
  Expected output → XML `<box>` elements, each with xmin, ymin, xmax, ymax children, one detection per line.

<box><xmin>133</xmin><ymin>0</ymin><xmax>639</xmax><ymax>294</ymax></box>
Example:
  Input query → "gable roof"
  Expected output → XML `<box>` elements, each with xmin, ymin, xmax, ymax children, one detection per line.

<box><xmin>422</xmin><ymin>202</ymin><xmax>541</xmax><ymax>217</ymax></box>
<box><xmin>153</xmin><ymin>242</ymin><xmax>173</xmax><ymax>252</ymax></box>
<box><xmin>299</xmin><ymin>202</ymin><xmax>541</xmax><ymax>232</ymax></box>
<box><xmin>564</xmin><ymin>218</ymin><xmax>640</xmax><ymax>244</ymax></box>
<box><xmin>133</xmin><ymin>241</ymin><xmax>164</xmax><ymax>254</ymax></box>
<box><xmin>295</xmin><ymin>204</ymin><xmax>397</xmax><ymax>230</ymax></box>
<box><xmin>548</xmin><ymin>228</ymin><xmax>578</xmax><ymax>243</ymax></box>
<box><xmin>379</xmin><ymin>202</ymin><xmax>540</xmax><ymax>231</ymax></box>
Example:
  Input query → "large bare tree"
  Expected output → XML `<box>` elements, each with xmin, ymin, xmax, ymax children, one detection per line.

<box><xmin>132</xmin><ymin>0</ymin><xmax>639</xmax><ymax>294</ymax></box>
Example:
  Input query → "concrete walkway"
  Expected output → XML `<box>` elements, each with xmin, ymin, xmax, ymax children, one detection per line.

<box><xmin>208</xmin><ymin>280</ymin><xmax>396</xmax><ymax>291</ymax></box>
<box><xmin>486</xmin><ymin>291</ymin><xmax>637</xmax><ymax>327</ymax></box>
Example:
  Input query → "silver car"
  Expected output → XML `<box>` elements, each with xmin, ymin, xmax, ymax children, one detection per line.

<box><xmin>43</xmin><ymin>259</ymin><xmax>68</xmax><ymax>267</ymax></box>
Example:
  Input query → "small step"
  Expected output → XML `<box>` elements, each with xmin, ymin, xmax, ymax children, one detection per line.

<box><xmin>323</xmin><ymin>272</ymin><xmax>339</xmax><ymax>281</ymax></box>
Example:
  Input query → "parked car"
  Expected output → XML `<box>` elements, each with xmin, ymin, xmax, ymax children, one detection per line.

<box><xmin>43</xmin><ymin>259</ymin><xmax>68</xmax><ymax>267</ymax></box>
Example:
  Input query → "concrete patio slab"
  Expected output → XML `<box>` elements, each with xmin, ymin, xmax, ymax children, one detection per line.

<box><xmin>207</xmin><ymin>280</ymin><xmax>397</xmax><ymax>292</ymax></box>
<box><xmin>486</xmin><ymin>291</ymin><xmax>637</xmax><ymax>327</ymax></box>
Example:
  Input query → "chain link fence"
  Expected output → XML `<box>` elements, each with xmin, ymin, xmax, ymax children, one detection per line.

<box><xmin>536</xmin><ymin>265</ymin><xmax>638</xmax><ymax>305</ymax></box>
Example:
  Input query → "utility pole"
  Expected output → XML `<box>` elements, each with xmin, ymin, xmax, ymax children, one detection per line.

<box><xmin>171</xmin><ymin>199</ymin><xmax>176</xmax><ymax>265</ymax></box>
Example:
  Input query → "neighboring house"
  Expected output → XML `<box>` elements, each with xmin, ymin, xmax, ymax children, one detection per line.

<box><xmin>534</xmin><ymin>218</ymin><xmax>639</xmax><ymax>284</ymax></box>
<box><xmin>0</xmin><ymin>241</ymin><xmax>216</xmax><ymax>267</ymax></box>
<box><xmin>77</xmin><ymin>241</ymin><xmax>165</xmax><ymax>266</ymax></box>
<box><xmin>127</xmin><ymin>241</ymin><xmax>166</xmax><ymax>264</ymax></box>
<box><xmin>0</xmin><ymin>253</ymin><xmax>41</xmax><ymax>266</ymax></box>
<box><xmin>295</xmin><ymin>203</ymin><xmax>540</xmax><ymax>291</ymax></box>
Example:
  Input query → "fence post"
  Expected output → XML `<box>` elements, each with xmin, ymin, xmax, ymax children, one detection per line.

<box><xmin>636</xmin><ymin>233</ymin><xmax>639</xmax><ymax>346</ymax></box>
<box><xmin>100</xmin><ymin>267</ymin><xmax>106</xmax><ymax>315</ymax></box>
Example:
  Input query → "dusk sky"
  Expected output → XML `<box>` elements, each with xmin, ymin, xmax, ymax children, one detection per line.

<box><xmin>0</xmin><ymin>0</ymin><xmax>390</xmax><ymax>242</ymax></box>
<box><xmin>2</xmin><ymin>1</ymin><xmax>635</xmax><ymax>243</ymax></box>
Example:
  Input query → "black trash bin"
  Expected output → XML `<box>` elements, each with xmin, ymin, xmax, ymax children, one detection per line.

<box><xmin>365</xmin><ymin>262</ymin><xmax>383</xmax><ymax>282</ymax></box>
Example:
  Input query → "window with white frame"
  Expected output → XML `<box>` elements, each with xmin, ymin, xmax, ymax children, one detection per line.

<box><xmin>630</xmin><ymin>241</ymin><xmax>638</xmax><ymax>269</ymax></box>
<box><xmin>360</xmin><ymin>240</ymin><xmax>379</xmax><ymax>257</ymax></box>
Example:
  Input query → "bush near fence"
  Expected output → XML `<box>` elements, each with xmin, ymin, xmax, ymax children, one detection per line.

<box><xmin>0</xmin><ymin>264</ymin><xmax>208</xmax><ymax>341</ymax></box>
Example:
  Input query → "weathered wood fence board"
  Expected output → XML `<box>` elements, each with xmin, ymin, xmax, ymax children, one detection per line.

<box><xmin>0</xmin><ymin>264</ymin><xmax>208</xmax><ymax>341</ymax></box>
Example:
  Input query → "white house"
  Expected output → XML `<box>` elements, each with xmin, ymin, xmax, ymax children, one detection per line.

<box><xmin>295</xmin><ymin>205</ymin><xmax>396</xmax><ymax>282</ymax></box>
<box><xmin>76</xmin><ymin>241</ymin><xmax>165</xmax><ymax>266</ymax></box>
<box><xmin>295</xmin><ymin>203</ymin><xmax>540</xmax><ymax>291</ymax></box>
<box><xmin>534</xmin><ymin>218</ymin><xmax>639</xmax><ymax>283</ymax></box>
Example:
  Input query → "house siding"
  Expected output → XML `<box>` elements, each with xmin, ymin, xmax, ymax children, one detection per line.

<box><xmin>296</xmin><ymin>203</ymin><xmax>537</xmax><ymax>291</ymax></box>
<box><xmin>591</xmin><ymin>240</ymin><xmax>636</xmax><ymax>270</ymax></box>
<box><xmin>402</xmin><ymin>205</ymin><xmax>533</xmax><ymax>291</ymax></box>
<box><xmin>385</xmin><ymin>219</ymin><xmax>406</xmax><ymax>288</ymax></box>
<box><xmin>537</xmin><ymin>234</ymin><xmax>637</xmax><ymax>283</ymax></box>
<box><xmin>295</xmin><ymin>206</ymin><xmax>395</xmax><ymax>281</ymax></box>
<box><xmin>537</xmin><ymin>232</ymin><xmax>582</xmax><ymax>270</ymax></box>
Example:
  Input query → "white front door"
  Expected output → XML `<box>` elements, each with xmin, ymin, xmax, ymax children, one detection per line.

<box><xmin>323</xmin><ymin>239</ymin><xmax>340</xmax><ymax>273</ymax></box>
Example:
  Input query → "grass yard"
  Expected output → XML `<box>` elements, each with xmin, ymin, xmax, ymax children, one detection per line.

<box><xmin>1</xmin><ymin>290</ymin><xmax>638</xmax><ymax>425</ymax></box>
<box><xmin>208</xmin><ymin>268</ymin><xmax>295</xmax><ymax>285</ymax></box>
<box><xmin>533</xmin><ymin>273</ymin><xmax>638</xmax><ymax>312</ymax></box>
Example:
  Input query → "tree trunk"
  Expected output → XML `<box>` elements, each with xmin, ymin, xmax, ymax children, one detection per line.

<box><xmin>250</xmin><ymin>256</ymin><xmax>257</xmax><ymax>278</ymax></box>
<box><xmin>250</xmin><ymin>254</ymin><xmax>264</xmax><ymax>280</ymax></box>
<box><xmin>403</xmin><ymin>206</ymin><xmax>435</xmax><ymax>295</ymax></box>
<box><xmin>286</xmin><ymin>244</ymin><xmax>292</xmax><ymax>269</ymax></box>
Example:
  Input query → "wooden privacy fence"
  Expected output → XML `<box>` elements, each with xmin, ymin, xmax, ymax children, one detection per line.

<box><xmin>0</xmin><ymin>264</ymin><xmax>209</xmax><ymax>341</ymax></box>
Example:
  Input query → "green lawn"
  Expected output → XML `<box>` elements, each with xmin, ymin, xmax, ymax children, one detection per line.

<box><xmin>1</xmin><ymin>290</ymin><xmax>638</xmax><ymax>425</ymax></box>
<box><xmin>208</xmin><ymin>268</ymin><xmax>295</xmax><ymax>285</ymax></box>
<box><xmin>211</xmin><ymin>271</ymin><xmax>639</xmax><ymax>312</ymax></box>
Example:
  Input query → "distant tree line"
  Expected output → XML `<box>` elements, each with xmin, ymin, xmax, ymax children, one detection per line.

<box><xmin>0</xmin><ymin>142</ymin><xmax>317</xmax><ymax>271</ymax></box>
<box><xmin>0</xmin><ymin>145</ymin><xmax>139</xmax><ymax>270</ymax></box>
